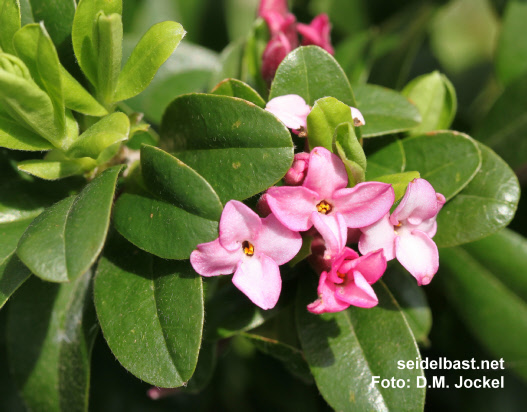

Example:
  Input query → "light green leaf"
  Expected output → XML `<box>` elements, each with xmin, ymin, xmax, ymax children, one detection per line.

<box><xmin>211</xmin><ymin>78</ymin><xmax>266</xmax><ymax>107</ymax></box>
<box><xmin>17</xmin><ymin>157</ymin><xmax>96</xmax><ymax>180</ymax></box>
<box><xmin>94</xmin><ymin>233</ymin><xmax>204</xmax><ymax>387</ymax></box>
<box><xmin>334</xmin><ymin>122</ymin><xmax>366</xmax><ymax>186</ymax></box>
<box><xmin>60</xmin><ymin>67</ymin><xmax>108</xmax><ymax>117</ymax></box>
<box><xmin>374</xmin><ymin>171</ymin><xmax>421</xmax><ymax>203</ymax></box>
<box><xmin>115</xmin><ymin>21</ymin><xmax>185</xmax><ymax>102</ymax></box>
<box><xmin>0</xmin><ymin>0</ymin><xmax>20</xmax><ymax>54</ymax></box>
<box><xmin>307</xmin><ymin>96</ymin><xmax>353</xmax><ymax>151</ymax></box>
<box><xmin>0</xmin><ymin>114</ymin><xmax>54</xmax><ymax>151</ymax></box>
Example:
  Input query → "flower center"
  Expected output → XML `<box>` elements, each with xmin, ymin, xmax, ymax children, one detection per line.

<box><xmin>337</xmin><ymin>271</ymin><xmax>346</xmax><ymax>280</ymax></box>
<box><xmin>242</xmin><ymin>240</ymin><xmax>255</xmax><ymax>256</ymax></box>
<box><xmin>316</xmin><ymin>200</ymin><xmax>332</xmax><ymax>214</ymax></box>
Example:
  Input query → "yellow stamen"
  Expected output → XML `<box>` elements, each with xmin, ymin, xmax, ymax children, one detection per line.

<box><xmin>337</xmin><ymin>272</ymin><xmax>346</xmax><ymax>280</ymax></box>
<box><xmin>297</xmin><ymin>126</ymin><xmax>307</xmax><ymax>138</ymax></box>
<box><xmin>242</xmin><ymin>240</ymin><xmax>254</xmax><ymax>256</ymax></box>
<box><xmin>316</xmin><ymin>200</ymin><xmax>332</xmax><ymax>214</ymax></box>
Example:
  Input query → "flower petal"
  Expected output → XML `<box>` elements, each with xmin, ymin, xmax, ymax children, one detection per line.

<box><xmin>349</xmin><ymin>249</ymin><xmax>387</xmax><ymax>284</ymax></box>
<box><xmin>395</xmin><ymin>230</ymin><xmax>439</xmax><ymax>286</ymax></box>
<box><xmin>256</xmin><ymin>213</ymin><xmax>302</xmax><ymax>265</ymax></box>
<box><xmin>265</xmin><ymin>94</ymin><xmax>311</xmax><ymax>130</ymax></box>
<box><xmin>232</xmin><ymin>253</ymin><xmax>282</xmax><ymax>310</ymax></box>
<box><xmin>303</xmin><ymin>146</ymin><xmax>349</xmax><ymax>199</ymax></box>
<box><xmin>336</xmin><ymin>271</ymin><xmax>378</xmax><ymax>308</ymax></box>
<box><xmin>258</xmin><ymin>0</ymin><xmax>289</xmax><ymax>17</ymax></box>
<box><xmin>391</xmin><ymin>178</ymin><xmax>440</xmax><ymax>226</ymax></box>
<box><xmin>311</xmin><ymin>211</ymin><xmax>347</xmax><ymax>260</ymax></box>
<box><xmin>333</xmin><ymin>182</ymin><xmax>394</xmax><ymax>228</ymax></box>
<box><xmin>266</xmin><ymin>185</ymin><xmax>319</xmax><ymax>231</ymax></box>
<box><xmin>307</xmin><ymin>271</ymin><xmax>349</xmax><ymax>314</ymax></box>
<box><xmin>358</xmin><ymin>213</ymin><xmax>396</xmax><ymax>260</ymax></box>
<box><xmin>190</xmin><ymin>239</ymin><xmax>242</xmax><ymax>277</ymax></box>
<box><xmin>350</xmin><ymin>107</ymin><xmax>366</xmax><ymax>126</ymax></box>
<box><xmin>219</xmin><ymin>200</ymin><xmax>262</xmax><ymax>251</ymax></box>
<box><xmin>297</xmin><ymin>14</ymin><xmax>334</xmax><ymax>55</ymax></box>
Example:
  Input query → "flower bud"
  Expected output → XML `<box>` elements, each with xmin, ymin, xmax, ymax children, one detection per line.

<box><xmin>284</xmin><ymin>152</ymin><xmax>310</xmax><ymax>185</ymax></box>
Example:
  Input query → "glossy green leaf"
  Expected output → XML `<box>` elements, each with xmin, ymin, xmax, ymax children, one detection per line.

<box><xmin>240</xmin><ymin>18</ymin><xmax>268</xmax><ymax>97</ymax></box>
<box><xmin>269</xmin><ymin>46</ymin><xmax>356</xmax><ymax>106</ymax></box>
<box><xmin>7</xmin><ymin>271</ymin><xmax>97</xmax><ymax>412</ymax></box>
<box><xmin>184</xmin><ymin>340</ymin><xmax>217</xmax><ymax>393</ymax></box>
<box><xmin>473</xmin><ymin>75</ymin><xmax>527</xmax><ymax>169</ymax></box>
<box><xmin>60</xmin><ymin>67</ymin><xmax>108</xmax><ymax>117</ymax></box>
<box><xmin>72</xmin><ymin>0</ymin><xmax>122</xmax><ymax>85</ymax></box>
<box><xmin>17</xmin><ymin>166</ymin><xmax>123</xmax><ymax>282</ymax></box>
<box><xmin>0</xmin><ymin>0</ymin><xmax>20</xmax><ymax>54</ymax></box>
<box><xmin>364</xmin><ymin>136</ymin><xmax>406</xmax><ymax>180</ymax></box>
<box><xmin>296</xmin><ymin>276</ymin><xmax>425</xmax><ymax>411</ymax></box>
<box><xmin>439</xmin><ymin>246</ymin><xmax>527</xmax><ymax>381</ymax></box>
<box><xmin>17</xmin><ymin>157</ymin><xmax>96</xmax><ymax>180</ymax></box>
<box><xmin>67</xmin><ymin>112</ymin><xmax>129</xmax><ymax>159</ymax></box>
<box><xmin>334</xmin><ymin>122</ymin><xmax>366</xmax><ymax>186</ymax></box>
<box><xmin>495</xmin><ymin>0</ymin><xmax>527</xmax><ymax>86</ymax></box>
<box><xmin>115</xmin><ymin>21</ymin><xmax>185</xmax><ymax>102</ymax></box>
<box><xmin>0</xmin><ymin>254</ymin><xmax>31</xmax><ymax>309</ymax></box>
<box><xmin>160</xmin><ymin>94</ymin><xmax>293</xmax><ymax>203</ymax></box>
<box><xmin>375</xmin><ymin>171</ymin><xmax>421</xmax><ymax>203</ymax></box>
<box><xmin>113</xmin><ymin>192</ymin><xmax>218</xmax><ymax>259</ymax></box>
<box><xmin>435</xmin><ymin>143</ymin><xmax>519</xmax><ymax>247</ymax></box>
<box><xmin>354</xmin><ymin>84</ymin><xmax>421</xmax><ymax>138</ymax></box>
<box><xmin>403</xmin><ymin>131</ymin><xmax>481</xmax><ymax>201</ymax></box>
<box><xmin>95</xmin><ymin>12</ymin><xmax>122</xmax><ymax>106</ymax></box>
<box><xmin>208</xmin><ymin>39</ymin><xmax>244</xmax><ymax>90</ymax></box>
<box><xmin>141</xmin><ymin>145</ymin><xmax>223</xmax><ymax>221</ymax></box>
<box><xmin>94</xmin><ymin>233</ymin><xmax>204</xmax><ymax>387</ymax></box>
<box><xmin>0</xmin><ymin>114</ymin><xmax>53</xmax><ymax>151</ymax></box>
<box><xmin>0</xmin><ymin>217</ymin><xmax>33</xmax><ymax>264</ymax></box>
<box><xmin>307</xmin><ymin>97</ymin><xmax>353</xmax><ymax>151</ymax></box>
<box><xmin>211</xmin><ymin>78</ymin><xmax>266</xmax><ymax>107</ymax></box>
<box><xmin>401</xmin><ymin>71</ymin><xmax>456</xmax><ymax>135</ymax></box>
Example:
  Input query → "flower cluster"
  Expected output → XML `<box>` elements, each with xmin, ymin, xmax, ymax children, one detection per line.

<box><xmin>259</xmin><ymin>0</ymin><xmax>334</xmax><ymax>84</ymax></box>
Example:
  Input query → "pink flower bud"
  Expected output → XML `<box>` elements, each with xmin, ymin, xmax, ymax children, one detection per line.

<box><xmin>297</xmin><ymin>14</ymin><xmax>334</xmax><ymax>55</ymax></box>
<box><xmin>284</xmin><ymin>152</ymin><xmax>310</xmax><ymax>185</ymax></box>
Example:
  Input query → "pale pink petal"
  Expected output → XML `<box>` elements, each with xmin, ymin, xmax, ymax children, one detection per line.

<box><xmin>297</xmin><ymin>14</ymin><xmax>334</xmax><ymax>55</ymax></box>
<box><xmin>350</xmin><ymin>107</ymin><xmax>365</xmax><ymax>126</ymax></box>
<box><xmin>333</xmin><ymin>182</ymin><xmax>394</xmax><ymax>228</ymax></box>
<box><xmin>391</xmin><ymin>179</ymin><xmax>440</xmax><ymax>227</ymax></box>
<box><xmin>348</xmin><ymin>250</ymin><xmax>387</xmax><ymax>284</ymax></box>
<box><xmin>414</xmin><ymin>192</ymin><xmax>446</xmax><ymax>237</ymax></box>
<box><xmin>336</xmin><ymin>271</ymin><xmax>378</xmax><ymax>308</ymax></box>
<box><xmin>266</xmin><ymin>185</ymin><xmax>319</xmax><ymax>231</ymax></box>
<box><xmin>258</xmin><ymin>0</ymin><xmax>289</xmax><ymax>17</ymax></box>
<box><xmin>265</xmin><ymin>94</ymin><xmax>311</xmax><ymax>131</ymax></box>
<box><xmin>190</xmin><ymin>239</ymin><xmax>242</xmax><ymax>277</ymax></box>
<box><xmin>284</xmin><ymin>152</ymin><xmax>310</xmax><ymax>186</ymax></box>
<box><xmin>395</xmin><ymin>230</ymin><xmax>439</xmax><ymax>286</ymax></box>
<box><xmin>256</xmin><ymin>213</ymin><xmax>302</xmax><ymax>265</ymax></box>
<box><xmin>232</xmin><ymin>254</ymin><xmax>282</xmax><ymax>310</ymax></box>
<box><xmin>311</xmin><ymin>212</ymin><xmax>347</xmax><ymax>260</ymax></box>
<box><xmin>307</xmin><ymin>271</ymin><xmax>350</xmax><ymax>314</ymax></box>
<box><xmin>219</xmin><ymin>200</ymin><xmax>262</xmax><ymax>251</ymax></box>
<box><xmin>358</xmin><ymin>213</ymin><xmax>396</xmax><ymax>260</ymax></box>
<box><xmin>303</xmin><ymin>146</ymin><xmax>348</xmax><ymax>199</ymax></box>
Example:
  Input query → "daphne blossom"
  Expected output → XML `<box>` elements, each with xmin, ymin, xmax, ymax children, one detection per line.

<box><xmin>297</xmin><ymin>14</ymin><xmax>334</xmax><ymax>55</ymax></box>
<box><xmin>190</xmin><ymin>200</ymin><xmax>302</xmax><ymax>309</ymax></box>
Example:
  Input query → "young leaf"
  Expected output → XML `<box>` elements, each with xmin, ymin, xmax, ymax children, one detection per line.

<box><xmin>72</xmin><ymin>0</ymin><xmax>122</xmax><ymax>86</ymax></box>
<box><xmin>0</xmin><ymin>114</ymin><xmax>54</xmax><ymax>151</ymax></box>
<box><xmin>114</xmin><ymin>21</ymin><xmax>185</xmax><ymax>102</ymax></box>
<box><xmin>0</xmin><ymin>0</ymin><xmax>20</xmax><ymax>54</ymax></box>
<box><xmin>354</xmin><ymin>83</ymin><xmax>422</xmax><ymax>138</ymax></box>
<box><xmin>269</xmin><ymin>46</ymin><xmax>356</xmax><ymax>106</ymax></box>
<box><xmin>434</xmin><ymin>143</ymin><xmax>520</xmax><ymax>248</ymax></box>
<box><xmin>17</xmin><ymin>157</ymin><xmax>97</xmax><ymax>180</ymax></box>
<box><xmin>211</xmin><ymin>78</ymin><xmax>266</xmax><ymax>107</ymax></box>
<box><xmin>67</xmin><ymin>112</ymin><xmax>129</xmax><ymax>159</ymax></box>
<box><xmin>94</xmin><ymin>233</ymin><xmax>204</xmax><ymax>388</ymax></box>
<box><xmin>160</xmin><ymin>94</ymin><xmax>293</xmax><ymax>203</ymax></box>
<box><xmin>60</xmin><ymin>67</ymin><xmax>108</xmax><ymax>117</ymax></box>
<box><xmin>7</xmin><ymin>271</ymin><xmax>97</xmax><ymax>412</ymax></box>
<box><xmin>17</xmin><ymin>165</ymin><xmax>123</xmax><ymax>282</ymax></box>
<box><xmin>333</xmin><ymin>122</ymin><xmax>366</xmax><ymax>186</ymax></box>
<box><xmin>306</xmin><ymin>97</ymin><xmax>353</xmax><ymax>150</ymax></box>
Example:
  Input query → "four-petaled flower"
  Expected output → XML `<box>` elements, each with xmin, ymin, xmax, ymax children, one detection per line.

<box><xmin>297</xmin><ymin>14</ymin><xmax>334</xmax><ymax>55</ymax></box>
<box><xmin>190</xmin><ymin>200</ymin><xmax>302</xmax><ymax>310</ymax></box>
<box><xmin>265</xmin><ymin>95</ymin><xmax>311</xmax><ymax>135</ymax></box>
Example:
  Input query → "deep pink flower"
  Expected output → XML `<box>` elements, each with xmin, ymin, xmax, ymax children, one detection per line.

<box><xmin>190</xmin><ymin>200</ymin><xmax>302</xmax><ymax>309</ymax></box>
<box><xmin>265</xmin><ymin>146</ymin><xmax>395</xmax><ymax>232</ymax></box>
<box><xmin>297</xmin><ymin>14</ymin><xmax>334</xmax><ymax>55</ymax></box>
<box><xmin>284</xmin><ymin>152</ymin><xmax>310</xmax><ymax>185</ymax></box>
<box><xmin>258</xmin><ymin>0</ymin><xmax>289</xmax><ymax>17</ymax></box>
<box><xmin>265</xmin><ymin>94</ymin><xmax>311</xmax><ymax>133</ymax></box>
<box><xmin>261</xmin><ymin>11</ymin><xmax>298</xmax><ymax>46</ymax></box>
<box><xmin>359</xmin><ymin>178</ymin><xmax>446</xmax><ymax>285</ymax></box>
<box><xmin>261</xmin><ymin>33</ymin><xmax>295</xmax><ymax>85</ymax></box>
<box><xmin>307</xmin><ymin>248</ymin><xmax>387</xmax><ymax>313</ymax></box>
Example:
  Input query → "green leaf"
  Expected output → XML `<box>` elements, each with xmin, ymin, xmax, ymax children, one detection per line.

<box><xmin>67</xmin><ymin>112</ymin><xmax>129</xmax><ymax>159</ymax></box>
<box><xmin>160</xmin><ymin>94</ymin><xmax>293</xmax><ymax>203</ymax></box>
<box><xmin>184</xmin><ymin>340</ymin><xmax>217</xmax><ymax>393</ymax></box>
<box><xmin>269</xmin><ymin>46</ymin><xmax>356</xmax><ymax>106</ymax></box>
<box><xmin>211</xmin><ymin>78</ymin><xmax>266</xmax><ymax>107</ymax></box>
<box><xmin>17</xmin><ymin>157</ymin><xmax>97</xmax><ymax>180</ymax></box>
<box><xmin>354</xmin><ymin>84</ymin><xmax>422</xmax><ymax>138</ymax></box>
<box><xmin>0</xmin><ymin>114</ymin><xmax>54</xmax><ymax>151</ymax></box>
<box><xmin>60</xmin><ymin>67</ymin><xmax>108</xmax><ymax>117</ymax></box>
<box><xmin>374</xmin><ymin>171</ymin><xmax>421</xmax><ymax>203</ymax></box>
<box><xmin>95</xmin><ymin>12</ymin><xmax>122</xmax><ymax>107</ymax></box>
<box><xmin>94</xmin><ymin>233</ymin><xmax>204</xmax><ymax>387</ymax></box>
<box><xmin>72</xmin><ymin>0</ymin><xmax>122</xmax><ymax>86</ymax></box>
<box><xmin>334</xmin><ymin>122</ymin><xmax>366</xmax><ymax>186</ymax></box>
<box><xmin>113</xmin><ymin>192</ymin><xmax>218</xmax><ymax>259</ymax></box>
<box><xmin>296</xmin><ymin>275</ymin><xmax>425</xmax><ymax>411</ymax></box>
<box><xmin>240</xmin><ymin>18</ymin><xmax>268</xmax><ymax>97</ymax></box>
<box><xmin>0</xmin><ymin>218</ymin><xmax>33</xmax><ymax>264</ymax></box>
<box><xmin>7</xmin><ymin>271</ymin><xmax>97</xmax><ymax>412</ymax></box>
<box><xmin>0</xmin><ymin>254</ymin><xmax>31</xmax><ymax>309</ymax></box>
<box><xmin>115</xmin><ymin>21</ymin><xmax>185</xmax><ymax>102</ymax></box>
<box><xmin>141</xmin><ymin>145</ymin><xmax>223</xmax><ymax>221</ymax></box>
<box><xmin>495</xmin><ymin>0</ymin><xmax>527</xmax><ymax>86</ymax></box>
<box><xmin>439</xmin><ymin>246</ymin><xmax>527</xmax><ymax>382</ymax></box>
<box><xmin>473</xmin><ymin>74</ymin><xmax>527</xmax><ymax>169</ymax></box>
<box><xmin>306</xmin><ymin>97</ymin><xmax>353</xmax><ymax>151</ymax></box>
<box><xmin>364</xmin><ymin>136</ymin><xmax>406</xmax><ymax>180</ymax></box>
<box><xmin>403</xmin><ymin>131</ymin><xmax>481</xmax><ymax>201</ymax></box>
<box><xmin>401</xmin><ymin>71</ymin><xmax>456</xmax><ymax>135</ymax></box>
<box><xmin>17</xmin><ymin>166</ymin><xmax>123</xmax><ymax>282</ymax></box>
<box><xmin>0</xmin><ymin>0</ymin><xmax>20</xmax><ymax>54</ymax></box>
<box><xmin>434</xmin><ymin>143</ymin><xmax>519</xmax><ymax>247</ymax></box>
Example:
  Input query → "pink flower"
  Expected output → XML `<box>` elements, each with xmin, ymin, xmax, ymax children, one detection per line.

<box><xmin>307</xmin><ymin>248</ymin><xmax>387</xmax><ymax>314</ymax></box>
<box><xmin>265</xmin><ymin>146</ymin><xmax>395</xmax><ymax>232</ymax></box>
<box><xmin>190</xmin><ymin>200</ymin><xmax>302</xmax><ymax>310</ymax></box>
<box><xmin>359</xmin><ymin>178</ymin><xmax>446</xmax><ymax>285</ymax></box>
<box><xmin>284</xmin><ymin>152</ymin><xmax>310</xmax><ymax>185</ymax></box>
<box><xmin>297</xmin><ymin>14</ymin><xmax>334</xmax><ymax>55</ymax></box>
<box><xmin>261</xmin><ymin>33</ymin><xmax>295</xmax><ymax>85</ymax></box>
<box><xmin>261</xmin><ymin>11</ymin><xmax>298</xmax><ymax>46</ymax></box>
<box><xmin>265</xmin><ymin>94</ymin><xmax>311</xmax><ymax>133</ymax></box>
<box><xmin>258</xmin><ymin>0</ymin><xmax>289</xmax><ymax>17</ymax></box>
